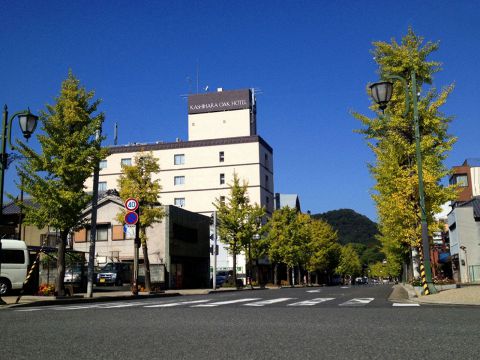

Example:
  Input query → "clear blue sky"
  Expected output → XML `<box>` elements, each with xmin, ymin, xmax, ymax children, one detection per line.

<box><xmin>1</xmin><ymin>1</ymin><xmax>479</xmax><ymax>221</ymax></box>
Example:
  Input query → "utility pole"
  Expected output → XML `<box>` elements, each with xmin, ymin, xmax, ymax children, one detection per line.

<box><xmin>212</xmin><ymin>211</ymin><xmax>217</xmax><ymax>290</ymax></box>
<box><xmin>86</xmin><ymin>128</ymin><xmax>101</xmax><ymax>298</ymax></box>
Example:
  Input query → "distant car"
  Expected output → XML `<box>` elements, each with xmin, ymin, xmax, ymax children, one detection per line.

<box><xmin>355</xmin><ymin>277</ymin><xmax>368</xmax><ymax>285</ymax></box>
<box><xmin>96</xmin><ymin>263</ymin><xmax>132</xmax><ymax>286</ymax></box>
<box><xmin>211</xmin><ymin>271</ymin><xmax>229</xmax><ymax>287</ymax></box>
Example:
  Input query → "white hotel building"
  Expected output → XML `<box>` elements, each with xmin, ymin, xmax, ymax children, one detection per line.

<box><xmin>85</xmin><ymin>88</ymin><xmax>274</xmax><ymax>274</ymax></box>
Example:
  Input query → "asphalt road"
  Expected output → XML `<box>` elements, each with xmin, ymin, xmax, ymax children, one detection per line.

<box><xmin>2</xmin><ymin>285</ymin><xmax>479</xmax><ymax>359</ymax></box>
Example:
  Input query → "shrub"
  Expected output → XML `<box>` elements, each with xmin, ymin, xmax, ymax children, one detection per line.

<box><xmin>37</xmin><ymin>284</ymin><xmax>55</xmax><ymax>296</ymax></box>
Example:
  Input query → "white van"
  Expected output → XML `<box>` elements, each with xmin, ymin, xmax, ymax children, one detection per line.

<box><xmin>0</xmin><ymin>239</ymin><xmax>30</xmax><ymax>295</ymax></box>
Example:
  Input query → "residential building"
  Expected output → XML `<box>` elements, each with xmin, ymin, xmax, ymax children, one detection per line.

<box><xmin>84</xmin><ymin>88</ymin><xmax>274</xmax><ymax>280</ymax></box>
<box><xmin>447</xmin><ymin>159</ymin><xmax>480</xmax><ymax>283</ymax></box>
<box><xmin>72</xmin><ymin>192</ymin><xmax>210</xmax><ymax>289</ymax></box>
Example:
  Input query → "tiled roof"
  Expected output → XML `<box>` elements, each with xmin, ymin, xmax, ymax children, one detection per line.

<box><xmin>2</xmin><ymin>199</ymin><xmax>37</xmax><ymax>215</ymax></box>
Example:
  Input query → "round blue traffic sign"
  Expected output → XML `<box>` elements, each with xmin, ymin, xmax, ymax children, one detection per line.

<box><xmin>124</xmin><ymin>211</ymin><xmax>139</xmax><ymax>225</ymax></box>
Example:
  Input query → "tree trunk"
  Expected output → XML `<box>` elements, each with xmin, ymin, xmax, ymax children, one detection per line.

<box><xmin>287</xmin><ymin>266</ymin><xmax>291</xmax><ymax>286</ymax></box>
<box><xmin>55</xmin><ymin>231</ymin><xmax>68</xmax><ymax>297</ymax></box>
<box><xmin>141</xmin><ymin>228</ymin><xmax>151</xmax><ymax>292</ymax></box>
<box><xmin>255</xmin><ymin>258</ymin><xmax>262</xmax><ymax>288</ymax></box>
<box><xmin>274</xmin><ymin>263</ymin><xmax>278</xmax><ymax>286</ymax></box>
<box><xmin>232</xmin><ymin>241</ymin><xmax>237</xmax><ymax>286</ymax></box>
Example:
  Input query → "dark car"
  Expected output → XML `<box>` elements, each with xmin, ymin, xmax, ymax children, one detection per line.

<box><xmin>64</xmin><ymin>264</ymin><xmax>87</xmax><ymax>292</ymax></box>
<box><xmin>96</xmin><ymin>263</ymin><xmax>132</xmax><ymax>286</ymax></box>
<box><xmin>210</xmin><ymin>270</ymin><xmax>229</xmax><ymax>288</ymax></box>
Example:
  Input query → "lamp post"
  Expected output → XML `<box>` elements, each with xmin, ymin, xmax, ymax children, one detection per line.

<box><xmin>0</xmin><ymin>105</ymin><xmax>38</xmax><ymax>304</ymax></box>
<box><xmin>369</xmin><ymin>72</ymin><xmax>437</xmax><ymax>295</ymax></box>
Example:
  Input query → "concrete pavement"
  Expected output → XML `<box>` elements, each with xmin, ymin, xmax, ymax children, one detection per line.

<box><xmin>388</xmin><ymin>283</ymin><xmax>480</xmax><ymax>306</ymax></box>
<box><xmin>2</xmin><ymin>283</ymin><xmax>479</xmax><ymax>309</ymax></box>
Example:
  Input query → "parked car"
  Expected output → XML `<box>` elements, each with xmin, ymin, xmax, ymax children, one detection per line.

<box><xmin>64</xmin><ymin>264</ymin><xmax>87</xmax><ymax>292</ymax></box>
<box><xmin>96</xmin><ymin>262</ymin><xmax>132</xmax><ymax>286</ymax></box>
<box><xmin>0</xmin><ymin>239</ymin><xmax>29</xmax><ymax>295</ymax></box>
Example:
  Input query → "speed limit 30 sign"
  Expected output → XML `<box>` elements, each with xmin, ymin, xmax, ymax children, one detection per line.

<box><xmin>124</xmin><ymin>198</ymin><xmax>139</xmax><ymax>211</ymax></box>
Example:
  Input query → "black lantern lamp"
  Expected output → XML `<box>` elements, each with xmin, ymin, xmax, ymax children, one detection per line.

<box><xmin>18</xmin><ymin>111</ymin><xmax>38</xmax><ymax>139</ymax></box>
<box><xmin>369</xmin><ymin>81</ymin><xmax>393</xmax><ymax>111</ymax></box>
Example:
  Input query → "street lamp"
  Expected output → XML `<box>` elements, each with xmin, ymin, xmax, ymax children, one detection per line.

<box><xmin>0</xmin><ymin>105</ymin><xmax>38</xmax><ymax>304</ymax></box>
<box><xmin>1</xmin><ymin>105</ymin><xmax>38</xmax><ymax>213</ymax></box>
<box><xmin>369</xmin><ymin>72</ymin><xmax>437</xmax><ymax>295</ymax></box>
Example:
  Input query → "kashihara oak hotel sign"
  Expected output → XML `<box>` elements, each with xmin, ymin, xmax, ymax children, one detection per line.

<box><xmin>188</xmin><ymin>89</ymin><xmax>251</xmax><ymax>114</ymax></box>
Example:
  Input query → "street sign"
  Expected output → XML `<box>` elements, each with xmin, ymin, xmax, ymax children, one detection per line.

<box><xmin>123</xmin><ymin>224</ymin><xmax>136</xmax><ymax>239</ymax></box>
<box><xmin>124</xmin><ymin>198</ymin><xmax>139</xmax><ymax>211</ymax></box>
<box><xmin>124</xmin><ymin>211</ymin><xmax>139</xmax><ymax>225</ymax></box>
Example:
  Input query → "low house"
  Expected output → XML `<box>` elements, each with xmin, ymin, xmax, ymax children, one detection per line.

<box><xmin>72</xmin><ymin>192</ymin><xmax>210</xmax><ymax>289</ymax></box>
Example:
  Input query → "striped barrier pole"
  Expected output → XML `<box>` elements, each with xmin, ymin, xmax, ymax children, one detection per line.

<box><xmin>418</xmin><ymin>248</ymin><xmax>430</xmax><ymax>295</ymax></box>
<box><xmin>15</xmin><ymin>242</ymin><xmax>46</xmax><ymax>304</ymax></box>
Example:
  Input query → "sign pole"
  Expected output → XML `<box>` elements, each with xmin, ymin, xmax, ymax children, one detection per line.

<box><xmin>124</xmin><ymin>198</ymin><xmax>140</xmax><ymax>296</ymax></box>
<box><xmin>132</xmin><ymin>207</ymin><xmax>140</xmax><ymax>295</ymax></box>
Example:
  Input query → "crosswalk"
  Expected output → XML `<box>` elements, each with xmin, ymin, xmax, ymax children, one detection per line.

<box><xmin>14</xmin><ymin>296</ymin><xmax>420</xmax><ymax>312</ymax></box>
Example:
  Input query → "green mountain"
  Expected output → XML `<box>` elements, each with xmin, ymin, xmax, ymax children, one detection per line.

<box><xmin>312</xmin><ymin>209</ymin><xmax>383</xmax><ymax>265</ymax></box>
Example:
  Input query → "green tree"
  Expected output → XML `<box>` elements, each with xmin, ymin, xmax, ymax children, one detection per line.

<box><xmin>213</xmin><ymin>172</ymin><xmax>264</xmax><ymax>286</ymax></box>
<box><xmin>353</xmin><ymin>28</ymin><xmax>456</xmax><ymax>277</ymax></box>
<box><xmin>336</xmin><ymin>244</ymin><xmax>362</xmax><ymax>282</ymax></box>
<box><xmin>304</xmin><ymin>216</ymin><xmax>341</xmax><ymax>284</ymax></box>
<box><xmin>16</xmin><ymin>71</ymin><xmax>106</xmax><ymax>296</ymax></box>
<box><xmin>116</xmin><ymin>152</ymin><xmax>165</xmax><ymax>292</ymax></box>
<box><xmin>264</xmin><ymin>207</ymin><xmax>304</xmax><ymax>285</ymax></box>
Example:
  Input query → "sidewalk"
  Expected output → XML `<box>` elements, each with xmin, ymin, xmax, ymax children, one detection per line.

<box><xmin>396</xmin><ymin>283</ymin><xmax>480</xmax><ymax>306</ymax></box>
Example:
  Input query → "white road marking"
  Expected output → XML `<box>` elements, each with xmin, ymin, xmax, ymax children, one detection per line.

<box><xmin>288</xmin><ymin>298</ymin><xmax>335</xmax><ymax>306</ymax></box>
<box><xmin>392</xmin><ymin>303</ymin><xmax>420</xmax><ymax>307</ymax></box>
<box><xmin>243</xmin><ymin>298</ymin><xmax>294</xmax><ymax>306</ymax></box>
<box><xmin>145</xmin><ymin>299</ymin><xmax>211</xmax><ymax>307</ymax></box>
<box><xmin>339</xmin><ymin>298</ymin><xmax>374</xmax><ymax>306</ymax></box>
<box><xmin>99</xmin><ymin>303</ymin><xmax>138</xmax><ymax>308</ymax></box>
<box><xmin>192</xmin><ymin>298</ymin><xmax>261</xmax><ymax>307</ymax></box>
<box><xmin>306</xmin><ymin>290</ymin><xmax>321</xmax><ymax>293</ymax></box>
<box><xmin>15</xmin><ymin>308</ymin><xmax>42</xmax><ymax>312</ymax></box>
<box><xmin>340</xmin><ymin>286</ymin><xmax>350</xmax><ymax>289</ymax></box>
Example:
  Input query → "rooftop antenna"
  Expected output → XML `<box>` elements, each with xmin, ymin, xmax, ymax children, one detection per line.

<box><xmin>113</xmin><ymin>122</ymin><xmax>118</xmax><ymax>145</ymax></box>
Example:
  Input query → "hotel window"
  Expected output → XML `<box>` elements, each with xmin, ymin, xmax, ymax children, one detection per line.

<box><xmin>266</xmin><ymin>196</ymin><xmax>269</xmax><ymax>205</ymax></box>
<box><xmin>220</xmin><ymin>173</ymin><xmax>225</xmax><ymax>185</ymax></box>
<box><xmin>121</xmin><ymin>158</ymin><xmax>132</xmax><ymax>167</ymax></box>
<box><xmin>264</xmin><ymin>154</ymin><xmax>269</xmax><ymax>167</ymax></box>
<box><xmin>219</xmin><ymin>151</ymin><xmax>225</xmax><ymax>162</ymax></box>
<box><xmin>174</xmin><ymin>176</ymin><xmax>185</xmax><ymax>185</ymax></box>
<box><xmin>174</xmin><ymin>198</ymin><xmax>185</xmax><ymax>208</ymax></box>
<box><xmin>174</xmin><ymin>154</ymin><xmax>185</xmax><ymax>165</ymax></box>
<box><xmin>220</xmin><ymin>196</ymin><xmax>226</xmax><ymax>206</ymax></box>
<box><xmin>98</xmin><ymin>182</ymin><xmax>107</xmax><ymax>192</ymax></box>
<box><xmin>265</xmin><ymin>175</ymin><xmax>269</xmax><ymax>189</ymax></box>
<box><xmin>99</xmin><ymin>160</ymin><xmax>107</xmax><ymax>169</ymax></box>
